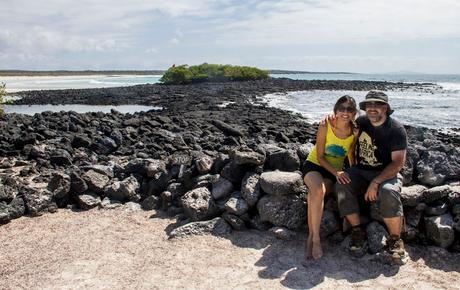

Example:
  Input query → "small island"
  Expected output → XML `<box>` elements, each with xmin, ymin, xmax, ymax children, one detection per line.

<box><xmin>159</xmin><ymin>63</ymin><xmax>269</xmax><ymax>84</ymax></box>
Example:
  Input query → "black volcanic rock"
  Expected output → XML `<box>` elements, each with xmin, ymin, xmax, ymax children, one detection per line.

<box><xmin>82</xmin><ymin>170</ymin><xmax>109</xmax><ymax>193</ymax></box>
<box><xmin>22</xmin><ymin>187</ymin><xmax>57</xmax><ymax>216</ymax></box>
<box><xmin>70</xmin><ymin>172</ymin><xmax>88</xmax><ymax>195</ymax></box>
<box><xmin>417</xmin><ymin>146</ymin><xmax>460</xmax><ymax>186</ymax></box>
<box><xmin>0</xmin><ymin>197</ymin><xmax>25</xmax><ymax>223</ymax></box>
<box><xmin>72</xmin><ymin>135</ymin><xmax>91</xmax><ymax>148</ymax></box>
<box><xmin>2</xmin><ymin>79</ymin><xmax>460</xmax><ymax>251</ymax></box>
<box><xmin>212</xmin><ymin>120</ymin><xmax>244</xmax><ymax>137</ymax></box>
<box><xmin>47</xmin><ymin>172</ymin><xmax>71</xmax><ymax>206</ymax></box>
<box><xmin>12</xmin><ymin>78</ymin><xmax>424</xmax><ymax>108</ymax></box>
<box><xmin>181</xmin><ymin>187</ymin><xmax>219</xmax><ymax>221</ymax></box>
<box><xmin>0</xmin><ymin>184</ymin><xmax>16</xmax><ymax>202</ymax></box>
<box><xmin>257</xmin><ymin>194</ymin><xmax>306</xmax><ymax>230</ymax></box>
<box><xmin>50</xmin><ymin>149</ymin><xmax>73</xmax><ymax>166</ymax></box>
<box><xmin>265</xmin><ymin>149</ymin><xmax>300</xmax><ymax>172</ymax></box>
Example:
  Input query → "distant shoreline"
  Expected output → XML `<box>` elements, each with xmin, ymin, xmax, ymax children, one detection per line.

<box><xmin>0</xmin><ymin>69</ymin><xmax>356</xmax><ymax>77</ymax></box>
<box><xmin>0</xmin><ymin>70</ymin><xmax>166</xmax><ymax>77</ymax></box>
<box><xmin>269</xmin><ymin>70</ymin><xmax>356</xmax><ymax>75</ymax></box>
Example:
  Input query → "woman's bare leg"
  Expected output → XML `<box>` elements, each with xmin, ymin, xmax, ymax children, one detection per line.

<box><xmin>306</xmin><ymin>198</ymin><xmax>313</xmax><ymax>259</ymax></box>
<box><xmin>304</xmin><ymin>172</ymin><xmax>329</xmax><ymax>260</ymax></box>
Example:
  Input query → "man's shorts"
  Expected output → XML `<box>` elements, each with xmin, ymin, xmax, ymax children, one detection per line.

<box><xmin>336</xmin><ymin>166</ymin><xmax>403</xmax><ymax>218</ymax></box>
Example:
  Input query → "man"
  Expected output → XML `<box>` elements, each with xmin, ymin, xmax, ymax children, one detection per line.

<box><xmin>335</xmin><ymin>90</ymin><xmax>408</xmax><ymax>263</ymax></box>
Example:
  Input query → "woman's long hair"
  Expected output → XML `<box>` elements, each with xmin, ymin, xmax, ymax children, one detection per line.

<box><xmin>333</xmin><ymin>95</ymin><xmax>358</xmax><ymax>129</ymax></box>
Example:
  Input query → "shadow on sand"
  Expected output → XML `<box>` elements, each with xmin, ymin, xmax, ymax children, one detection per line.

<box><xmin>159</xmin><ymin>211</ymin><xmax>460</xmax><ymax>289</ymax></box>
<box><xmin>226</xmin><ymin>229</ymin><xmax>460</xmax><ymax>289</ymax></box>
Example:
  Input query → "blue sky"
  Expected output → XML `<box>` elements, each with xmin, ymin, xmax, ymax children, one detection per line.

<box><xmin>1</xmin><ymin>0</ymin><xmax>459</xmax><ymax>73</ymax></box>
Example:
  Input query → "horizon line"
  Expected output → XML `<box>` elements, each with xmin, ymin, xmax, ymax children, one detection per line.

<box><xmin>1</xmin><ymin>69</ymin><xmax>459</xmax><ymax>76</ymax></box>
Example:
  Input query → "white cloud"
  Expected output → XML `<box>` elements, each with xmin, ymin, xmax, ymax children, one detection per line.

<box><xmin>213</xmin><ymin>0</ymin><xmax>460</xmax><ymax>45</ymax></box>
<box><xmin>144</xmin><ymin>48</ymin><xmax>159</xmax><ymax>54</ymax></box>
<box><xmin>0</xmin><ymin>0</ymin><xmax>459</xmax><ymax>72</ymax></box>
<box><xmin>0</xmin><ymin>0</ymin><xmax>220</xmax><ymax>55</ymax></box>
<box><xmin>0</xmin><ymin>27</ymin><xmax>126</xmax><ymax>53</ymax></box>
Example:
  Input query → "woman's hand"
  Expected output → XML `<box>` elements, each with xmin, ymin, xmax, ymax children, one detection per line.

<box><xmin>336</xmin><ymin>171</ymin><xmax>351</xmax><ymax>184</ymax></box>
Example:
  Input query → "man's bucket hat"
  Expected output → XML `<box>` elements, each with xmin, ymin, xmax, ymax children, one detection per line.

<box><xmin>359</xmin><ymin>90</ymin><xmax>394</xmax><ymax>115</ymax></box>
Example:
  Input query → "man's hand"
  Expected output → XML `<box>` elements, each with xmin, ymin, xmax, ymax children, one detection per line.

<box><xmin>321</xmin><ymin>114</ymin><xmax>336</xmax><ymax>125</ymax></box>
<box><xmin>336</xmin><ymin>171</ymin><xmax>351</xmax><ymax>184</ymax></box>
<box><xmin>364</xmin><ymin>182</ymin><xmax>379</xmax><ymax>202</ymax></box>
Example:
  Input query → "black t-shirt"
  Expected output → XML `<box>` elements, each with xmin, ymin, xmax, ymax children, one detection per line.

<box><xmin>356</xmin><ymin>116</ymin><xmax>407</xmax><ymax>171</ymax></box>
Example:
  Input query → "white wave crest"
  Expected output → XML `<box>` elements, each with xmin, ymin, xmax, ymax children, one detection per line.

<box><xmin>438</xmin><ymin>82</ymin><xmax>460</xmax><ymax>92</ymax></box>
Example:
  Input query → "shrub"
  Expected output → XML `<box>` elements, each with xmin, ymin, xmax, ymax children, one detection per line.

<box><xmin>159</xmin><ymin>63</ymin><xmax>268</xmax><ymax>84</ymax></box>
<box><xmin>159</xmin><ymin>65</ymin><xmax>193</xmax><ymax>84</ymax></box>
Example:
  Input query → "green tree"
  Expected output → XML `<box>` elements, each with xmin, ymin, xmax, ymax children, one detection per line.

<box><xmin>159</xmin><ymin>65</ymin><xmax>193</xmax><ymax>84</ymax></box>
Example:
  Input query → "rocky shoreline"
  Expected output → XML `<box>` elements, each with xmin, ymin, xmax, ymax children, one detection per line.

<box><xmin>1</xmin><ymin>78</ymin><xmax>459</xmax><ymax>255</ymax></box>
<box><xmin>11</xmin><ymin>78</ymin><xmax>435</xmax><ymax>107</ymax></box>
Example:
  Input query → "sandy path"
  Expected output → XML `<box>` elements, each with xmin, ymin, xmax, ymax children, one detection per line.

<box><xmin>1</xmin><ymin>208</ymin><xmax>459</xmax><ymax>290</ymax></box>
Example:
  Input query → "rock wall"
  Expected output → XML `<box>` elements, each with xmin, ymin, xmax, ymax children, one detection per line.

<box><xmin>1</xmin><ymin>81</ymin><xmax>460</xmax><ymax>254</ymax></box>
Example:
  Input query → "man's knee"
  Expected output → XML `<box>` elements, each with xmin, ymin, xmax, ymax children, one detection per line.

<box><xmin>335</xmin><ymin>182</ymin><xmax>360</xmax><ymax>217</ymax></box>
<box><xmin>378</xmin><ymin>182</ymin><xmax>403</xmax><ymax>217</ymax></box>
<box><xmin>380</xmin><ymin>182</ymin><xmax>400</xmax><ymax>195</ymax></box>
<box><xmin>335</xmin><ymin>182</ymin><xmax>352</xmax><ymax>200</ymax></box>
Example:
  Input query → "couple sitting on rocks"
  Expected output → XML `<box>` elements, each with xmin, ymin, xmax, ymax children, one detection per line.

<box><xmin>303</xmin><ymin>91</ymin><xmax>408</xmax><ymax>263</ymax></box>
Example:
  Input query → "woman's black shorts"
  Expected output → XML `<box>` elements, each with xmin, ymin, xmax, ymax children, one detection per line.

<box><xmin>302</xmin><ymin>161</ymin><xmax>336</xmax><ymax>181</ymax></box>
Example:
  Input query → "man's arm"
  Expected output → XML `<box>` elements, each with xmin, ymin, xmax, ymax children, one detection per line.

<box><xmin>347</xmin><ymin>128</ymin><xmax>359</xmax><ymax>166</ymax></box>
<box><xmin>364</xmin><ymin>149</ymin><xmax>406</xmax><ymax>202</ymax></box>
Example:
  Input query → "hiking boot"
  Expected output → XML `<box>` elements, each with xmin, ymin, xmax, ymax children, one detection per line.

<box><xmin>385</xmin><ymin>235</ymin><xmax>409</xmax><ymax>264</ymax></box>
<box><xmin>349</xmin><ymin>226</ymin><xmax>367</xmax><ymax>251</ymax></box>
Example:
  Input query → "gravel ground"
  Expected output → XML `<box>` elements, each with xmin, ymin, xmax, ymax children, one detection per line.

<box><xmin>1</xmin><ymin>208</ymin><xmax>459</xmax><ymax>290</ymax></box>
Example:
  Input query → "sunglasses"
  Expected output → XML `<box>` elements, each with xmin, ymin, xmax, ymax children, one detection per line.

<box><xmin>337</xmin><ymin>105</ymin><xmax>356</xmax><ymax>113</ymax></box>
<box><xmin>365</xmin><ymin>102</ymin><xmax>386</xmax><ymax>109</ymax></box>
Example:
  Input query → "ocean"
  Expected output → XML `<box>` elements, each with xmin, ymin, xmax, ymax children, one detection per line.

<box><xmin>1</xmin><ymin>73</ymin><xmax>459</xmax><ymax>131</ymax></box>
<box><xmin>265</xmin><ymin>73</ymin><xmax>460</xmax><ymax>132</ymax></box>
<box><xmin>1</xmin><ymin>75</ymin><xmax>163</xmax><ymax>93</ymax></box>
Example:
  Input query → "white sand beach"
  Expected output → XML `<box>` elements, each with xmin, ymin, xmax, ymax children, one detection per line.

<box><xmin>1</xmin><ymin>208</ymin><xmax>459</xmax><ymax>290</ymax></box>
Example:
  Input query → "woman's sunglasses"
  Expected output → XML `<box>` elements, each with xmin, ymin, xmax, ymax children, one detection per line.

<box><xmin>337</xmin><ymin>105</ymin><xmax>356</xmax><ymax>113</ymax></box>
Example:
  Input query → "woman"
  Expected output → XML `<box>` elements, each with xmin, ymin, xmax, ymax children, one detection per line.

<box><xmin>304</xmin><ymin>95</ymin><xmax>358</xmax><ymax>260</ymax></box>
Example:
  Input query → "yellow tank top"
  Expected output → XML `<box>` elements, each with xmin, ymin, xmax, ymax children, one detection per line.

<box><xmin>307</xmin><ymin>121</ymin><xmax>355</xmax><ymax>171</ymax></box>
